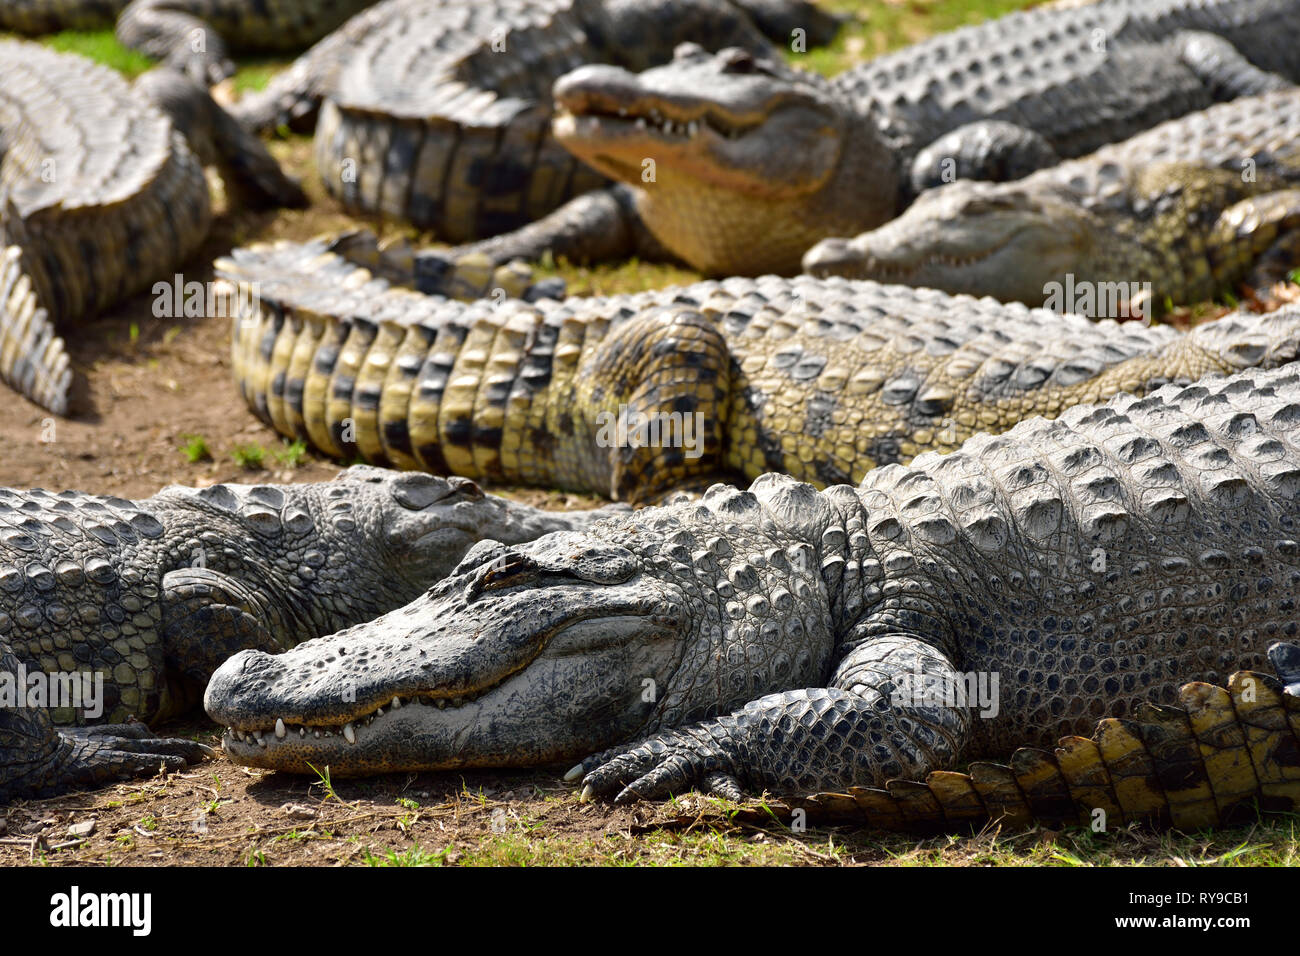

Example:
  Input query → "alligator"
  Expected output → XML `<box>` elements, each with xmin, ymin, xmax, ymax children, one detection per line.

<box><xmin>0</xmin><ymin>40</ymin><xmax>305</xmax><ymax>415</ymax></box>
<box><xmin>455</xmin><ymin>0</ymin><xmax>1300</xmax><ymax>278</ymax></box>
<box><xmin>220</xmin><ymin>234</ymin><xmax>1300</xmax><ymax>502</ymax></box>
<box><xmin>803</xmin><ymin>89</ymin><xmax>1300</xmax><ymax>315</ymax></box>
<box><xmin>0</xmin><ymin>466</ymin><xmax>616</xmax><ymax>801</ymax></box>
<box><xmin>208</xmin><ymin>362</ymin><xmax>1300</xmax><ymax>833</ymax></box>
<box><xmin>0</xmin><ymin>0</ymin><xmax>380</xmax><ymax>84</ymax></box>
<box><xmin>226</xmin><ymin>0</ymin><xmax>843</xmax><ymax>242</ymax></box>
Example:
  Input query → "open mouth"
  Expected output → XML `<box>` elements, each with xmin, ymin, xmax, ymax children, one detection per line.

<box><xmin>221</xmin><ymin>686</ymin><xmax>494</xmax><ymax>753</ymax></box>
<box><xmin>863</xmin><ymin>246</ymin><xmax>1007</xmax><ymax>277</ymax></box>
<box><xmin>554</xmin><ymin>103</ymin><xmax>755</xmax><ymax>142</ymax></box>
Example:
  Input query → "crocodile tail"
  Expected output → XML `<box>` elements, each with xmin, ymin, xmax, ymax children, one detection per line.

<box><xmin>781</xmin><ymin>643</ymin><xmax>1300</xmax><ymax>833</ymax></box>
<box><xmin>0</xmin><ymin>201</ymin><xmax>71</xmax><ymax>415</ymax></box>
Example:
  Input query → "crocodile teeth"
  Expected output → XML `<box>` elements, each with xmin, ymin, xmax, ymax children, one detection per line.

<box><xmin>254</xmin><ymin>733</ymin><xmax>266</xmax><ymax>748</ymax></box>
<box><xmin>687</xmin><ymin>121</ymin><xmax>698</xmax><ymax>136</ymax></box>
<box><xmin>634</xmin><ymin>117</ymin><xmax>645</xmax><ymax>129</ymax></box>
<box><xmin>299</xmin><ymin>727</ymin><xmax>307</xmax><ymax>738</ymax></box>
<box><xmin>314</xmin><ymin>730</ymin><xmax>321</xmax><ymax>738</ymax></box>
<box><xmin>343</xmin><ymin>722</ymin><xmax>356</xmax><ymax>745</ymax></box>
<box><xmin>391</xmin><ymin>696</ymin><xmax>402</xmax><ymax>709</ymax></box>
<box><xmin>436</xmin><ymin>699</ymin><xmax>447</xmax><ymax>709</ymax></box>
<box><xmin>275</xmin><ymin>718</ymin><xmax>286</xmax><ymax>740</ymax></box>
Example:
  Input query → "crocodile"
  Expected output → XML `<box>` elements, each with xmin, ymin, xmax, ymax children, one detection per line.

<box><xmin>208</xmin><ymin>362</ymin><xmax>1300</xmax><ymax>832</ymax></box>
<box><xmin>457</xmin><ymin>0</ymin><xmax>1300</xmax><ymax>278</ymax></box>
<box><xmin>0</xmin><ymin>40</ymin><xmax>305</xmax><ymax>415</ymax></box>
<box><xmin>0</xmin><ymin>0</ymin><xmax>380</xmax><ymax>84</ymax></box>
<box><xmin>0</xmin><ymin>466</ymin><xmax>615</xmax><ymax>801</ymax></box>
<box><xmin>227</xmin><ymin>0</ymin><xmax>842</xmax><ymax>243</ymax></box>
<box><xmin>220</xmin><ymin>234</ymin><xmax>1300</xmax><ymax>502</ymax></box>
<box><xmin>803</xmin><ymin>89</ymin><xmax>1300</xmax><ymax>315</ymax></box>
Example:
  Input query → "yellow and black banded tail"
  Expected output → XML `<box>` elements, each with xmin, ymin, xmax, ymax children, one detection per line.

<box><xmin>0</xmin><ymin>234</ymin><xmax>71</xmax><ymax>416</ymax></box>
<box><xmin>774</xmin><ymin>642</ymin><xmax>1300</xmax><ymax>833</ymax></box>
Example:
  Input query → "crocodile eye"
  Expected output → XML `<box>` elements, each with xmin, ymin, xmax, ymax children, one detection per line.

<box><xmin>719</xmin><ymin>48</ymin><xmax>756</xmax><ymax>73</ymax></box>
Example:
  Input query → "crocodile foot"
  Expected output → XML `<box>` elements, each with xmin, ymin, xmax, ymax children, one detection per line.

<box><xmin>44</xmin><ymin>723</ymin><xmax>215</xmax><ymax>795</ymax></box>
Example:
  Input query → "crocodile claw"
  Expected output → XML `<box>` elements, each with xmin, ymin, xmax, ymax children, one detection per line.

<box><xmin>1268</xmin><ymin>641</ymin><xmax>1300</xmax><ymax>696</ymax></box>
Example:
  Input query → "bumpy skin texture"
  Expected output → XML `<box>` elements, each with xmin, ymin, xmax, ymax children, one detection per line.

<box><xmin>0</xmin><ymin>41</ymin><xmax>303</xmax><ymax>415</ymax></box>
<box><xmin>804</xmin><ymin>89</ymin><xmax>1300</xmax><ymax>313</ymax></box>
<box><xmin>209</xmin><ymin>364</ymin><xmax>1300</xmax><ymax>832</ymax></box>
<box><xmin>116</xmin><ymin>0</ymin><xmax>379</xmax><ymax>84</ymax></box>
<box><xmin>0</xmin><ymin>466</ymin><xmax>615</xmax><ymax>801</ymax></box>
<box><xmin>520</xmin><ymin>0</ymin><xmax>1300</xmax><ymax>276</ymax></box>
<box><xmin>753</xmin><ymin>641</ymin><xmax>1300</xmax><ymax>831</ymax></box>
<box><xmin>0</xmin><ymin>0</ymin><xmax>378</xmax><ymax>85</ymax></box>
<box><xmin>221</xmin><ymin>236</ymin><xmax>1300</xmax><ymax>502</ymax></box>
<box><xmin>230</xmin><ymin>0</ymin><xmax>834</xmax><ymax>241</ymax></box>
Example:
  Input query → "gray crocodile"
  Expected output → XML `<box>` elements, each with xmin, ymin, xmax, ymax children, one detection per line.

<box><xmin>0</xmin><ymin>40</ymin><xmax>305</xmax><ymax>415</ymax></box>
<box><xmin>227</xmin><ymin>0</ymin><xmax>841</xmax><ymax>243</ymax></box>
<box><xmin>803</xmin><ymin>89</ymin><xmax>1300</xmax><ymax>315</ymax></box>
<box><xmin>458</xmin><ymin>0</ymin><xmax>1300</xmax><ymax>278</ymax></box>
<box><xmin>220</xmin><ymin>234</ymin><xmax>1300</xmax><ymax>502</ymax></box>
<box><xmin>0</xmin><ymin>466</ymin><xmax>614</xmax><ymax>801</ymax></box>
<box><xmin>0</xmin><ymin>0</ymin><xmax>380</xmax><ymax>84</ymax></box>
<box><xmin>208</xmin><ymin>362</ymin><xmax>1300</xmax><ymax>831</ymax></box>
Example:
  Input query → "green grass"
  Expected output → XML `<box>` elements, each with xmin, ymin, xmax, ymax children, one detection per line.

<box><xmin>37</xmin><ymin>29</ymin><xmax>155</xmax><ymax>77</ymax></box>
<box><xmin>230</xmin><ymin>443</ymin><xmax>266</xmax><ymax>470</ymax></box>
<box><xmin>789</xmin><ymin>0</ymin><xmax>1041</xmax><ymax>77</ymax></box>
<box><xmin>179</xmin><ymin>434</ymin><xmax>212</xmax><ymax>463</ymax></box>
<box><xmin>271</xmin><ymin>438</ymin><xmax>310</xmax><ymax>468</ymax></box>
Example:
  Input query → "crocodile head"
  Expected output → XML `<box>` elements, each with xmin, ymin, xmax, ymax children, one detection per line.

<box><xmin>553</xmin><ymin>43</ymin><xmax>895</xmax><ymax>275</ymax></box>
<box><xmin>206</xmin><ymin>479</ymin><xmax>837</xmax><ymax>774</ymax></box>
<box><xmin>316</xmin><ymin>465</ymin><xmax>615</xmax><ymax>594</ymax></box>
<box><xmin>802</xmin><ymin>180</ymin><xmax>1108</xmax><ymax>307</ymax></box>
<box><xmin>207</xmin><ymin>532</ymin><xmax>689</xmax><ymax>772</ymax></box>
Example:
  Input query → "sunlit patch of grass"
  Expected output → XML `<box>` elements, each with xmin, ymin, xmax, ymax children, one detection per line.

<box><xmin>788</xmin><ymin>0</ymin><xmax>1041</xmax><ymax>78</ymax></box>
<box><xmin>38</xmin><ymin>30</ymin><xmax>155</xmax><ymax>77</ymax></box>
<box><xmin>230</xmin><ymin>57</ymin><xmax>294</xmax><ymax>94</ymax></box>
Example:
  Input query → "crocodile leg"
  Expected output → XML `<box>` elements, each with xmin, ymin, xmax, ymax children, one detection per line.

<box><xmin>445</xmin><ymin>185</ymin><xmax>675</xmax><ymax>271</ymax></box>
<box><xmin>0</xmin><ymin>639</ymin><xmax>210</xmax><ymax>803</ymax></box>
<box><xmin>574</xmin><ymin>635</ymin><xmax>973</xmax><ymax>802</ymax></box>
<box><xmin>781</xmin><ymin>642</ymin><xmax>1300</xmax><ymax>832</ymax></box>
<box><xmin>1226</xmin><ymin>191</ymin><xmax>1300</xmax><ymax>301</ymax></box>
<box><xmin>1172</xmin><ymin>30</ymin><xmax>1296</xmax><ymax>100</ymax></box>
<box><xmin>909</xmin><ymin>122</ymin><xmax>1061</xmax><ymax>196</ymax></box>
<box><xmin>589</xmin><ymin>309</ymin><xmax>732</xmax><ymax>503</ymax></box>
<box><xmin>133</xmin><ymin>68</ymin><xmax>306</xmax><ymax>209</ymax></box>
<box><xmin>117</xmin><ymin>0</ymin><xmax>238</xmax><ymax>85</ymax></box>
<box><xmin>157</xmin><ymin>568</ymin><xmax>290</xmax><ymax>720</ymax></box>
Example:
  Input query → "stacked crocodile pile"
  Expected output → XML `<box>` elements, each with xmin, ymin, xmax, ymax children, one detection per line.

<box><xmin>6</xmin><ymin>0</ymin><xmax>1300</xmax><ymax>847</ymax></box>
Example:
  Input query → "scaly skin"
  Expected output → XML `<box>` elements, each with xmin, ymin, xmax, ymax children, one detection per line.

<box><xmin>501</xmin><ymin>0</ymin><xmax>1300</xmax><ymax>276</ymax></box>
<box><xmin>0</xmin><ymin>0</ymin><xmax>379</xmax><ymax>85</ymax></box>
<box><xmin>0</xmin><ymin>466</ymin><xmax>616</xmax><ymax>801</ymax></box>
<box><xmin>207</xmin><ymin>362</ymin><xmax>1300</xmax><ymax>831</ymax></box>
<box><xmin>804</xmin><ymin>90</ymin><xmax>1300</xmax><ymax>314</ymax></box>
<box><xmin>229</xmin><ymin>0</ymin><xmax>839</xmax><ymax>241</ymax></box>
<box><xmin>221</xmin><ymin>235</ymin><xmax>1300</xmax><ymax>502</ymax></box>
<box><xmin>0</xmin><ymin>40</ymin><xmax>304</xmax><ymax>415</ymax></box>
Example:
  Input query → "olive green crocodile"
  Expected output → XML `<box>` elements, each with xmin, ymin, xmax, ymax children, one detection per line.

<box><xmin>220</xmin><ymin>234</ymin><xmax>1300</xmax><ymax>502</ymax></box>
